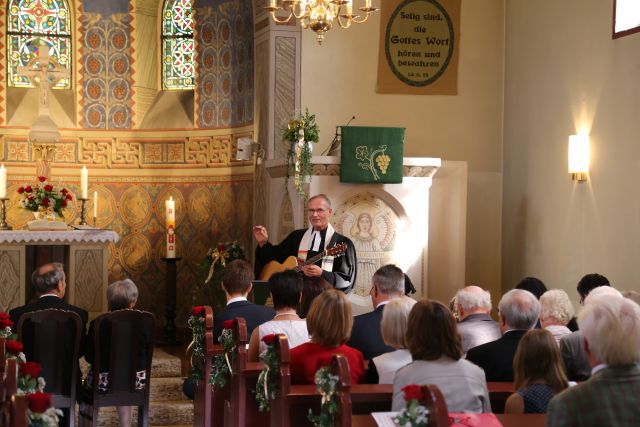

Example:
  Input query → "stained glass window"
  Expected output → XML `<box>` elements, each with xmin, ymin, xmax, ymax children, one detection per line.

<box><xmin>162</xmin><ymin>0</ymin><xmax>195</xmax><ymax>90</ymax></box>
<box><xmin>7</xmin><ymin>0</ymin><xmax>72</xmax><ymax>89</ymax></box>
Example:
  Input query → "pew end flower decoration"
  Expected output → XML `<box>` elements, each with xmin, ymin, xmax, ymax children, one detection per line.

<box><xmin>187</xmin><ymin>306</ymin><xmax>206</xmax><ymax>380</ymax></box>
<box><xmin>394</xmin><ymin>384</ymin><xmax>429</xmax><ymax>427</ymax></box>
<box><xmin>209</xmin><ymin>319</ymin><xmax>237</xmax><ymax>388</ymax></box>
<box><xmin>26</xmin><ymin>391</ymin><xmax>63</xmax><ymax>427</ymax></box>
<box><xmin>308</xmin><ymin>364</ymin><xmax>341</xmax><ymax>427</ymax></box>
<box><xmin>17</xmin><ymin>176</ymin><xmax>72</xmax><ymax>217</ymax></box>
<box><xmin>254</xmin><ymin>334</ymin><xmax>279</xmax><ymax>412</ymax></box>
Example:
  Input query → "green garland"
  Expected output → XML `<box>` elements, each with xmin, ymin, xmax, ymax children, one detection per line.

<box><xmin>187</xmin><ymin>307</ymin><xmax>206</xmax><ymax>380</ymax></box>
<box><xmin>283</xmin><ymin>108</ymin><xmax>319</xmax><ymax>197</ymax></box>
<box><xmin>254</xmin><ymin>335</ymin><xmax>279</xmax><ymax>411</ymax></box>
<box><xmin>307</xmin><ymin>366</ymin><xmax>340</xmax><ymax>427</ymax></box>
<box><xmin>209</xmin><ymin>325</ymin><xmax>236</xmax><ymax>388</ymax></box>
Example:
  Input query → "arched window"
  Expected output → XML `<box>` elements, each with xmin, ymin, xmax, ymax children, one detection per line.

<box><xmin>7</xmin><ymin>0</ymin><xmax>71</xmax><ymax>89</ymax></box>
<box><xmin>162</xmin><ymin>0</ymin><xmax>195</xmax><ymax>90</ymax></box>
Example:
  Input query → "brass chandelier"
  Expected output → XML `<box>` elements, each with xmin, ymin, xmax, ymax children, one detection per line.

<box><xmin>264</xmin><ymin>0</ymin><xmax>378</xmax><ymax>44</ymax></box>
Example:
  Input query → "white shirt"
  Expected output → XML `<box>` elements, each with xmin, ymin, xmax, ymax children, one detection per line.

<box><xmin>227</xmin><ymin>296</ymin><xmax>247</xmax><ymax>306</ymax></box>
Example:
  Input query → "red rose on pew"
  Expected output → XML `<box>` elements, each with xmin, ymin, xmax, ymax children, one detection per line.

<box><xmin>402</xmin><ymin>384</ymin><xmax>423</xmax><ymax>402</ymax></box>
<box><xmin>222</xmin><ymin>319</ymin><xmax>236</xmax><ymax>330</ymax></box>
<box><xmin>44</xmin><ymin>184</ymin><xmax>54</xmax><ymax>192</ymax></box>
<box><xmin>20</xmin><ymin>362</ymin><xmax>43</xmax><ymax>378</ymax></box>
<box><xmin>61</xmin><ymin>200</ymin><xmax>68</xmax><ymax>207</ymax></box>
<box><xmin>38</xmin><ymin>176</ymin><xmax>47</xmax><ymax>183</ymax></box>
<box><xmin>192</xmin><ymin>306</ymin><xmax>205</xmax><ymax>316</ymax></box>
<box><xmin>6</xmin><ymin>340</ymin><xmax>23</xmax><ymax>354</ymax></box>
<box><xmin>27</xmin><ymin>392</ymin><xmax>52</xmax><ymax>413</ymax></box>
<box><xmin>262</xmin><ymin>334</ymin><xmax>276</xmax><ymax>345</ymax></box>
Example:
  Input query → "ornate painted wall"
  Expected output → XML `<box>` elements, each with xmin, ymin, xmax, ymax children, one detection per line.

<box><xmin>0</xmin><ymin>0</ymin><xmax>256</xmax><ymax>325</ymax></box>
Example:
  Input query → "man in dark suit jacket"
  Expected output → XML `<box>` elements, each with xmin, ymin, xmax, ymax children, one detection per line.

<box><xmin>455</xmin><ymin>285</ymin><xmax>501</xmax><ymax>354</ymax></box>
<box><xmin>347</xmin><ymin>265</ymin><xmax>405</xmax><ymax>360</ymax></box>
<box><xmin>9</xmin><ymin>262</ymin><xmax>88</xmax><ymax>338</ymax></box>
<box><xmin>466</xmin><ymin>288</ymin><xmax>540</xmax><ymax>382</ymax></box>
<box><xmin>213</xmin><ymin>259</ymin><xmax>275</xmax><ymax>341</ymax></box>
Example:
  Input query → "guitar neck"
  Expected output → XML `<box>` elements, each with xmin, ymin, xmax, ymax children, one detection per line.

<box><xmin>296</xmin><ymin>250</ymin><xmax>331</xmax><ymax>271</ymax></box>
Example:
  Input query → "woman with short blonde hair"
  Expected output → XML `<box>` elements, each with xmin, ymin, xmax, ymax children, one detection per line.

<box><xmin>289</xmin><ymin>290</ymin><xmax>364</xmax><ymax>384</ymax></box>
<box><xmin>366</xmin><ymin>296</ymin><xmax>416</xmax><ymax>384</ymax></box>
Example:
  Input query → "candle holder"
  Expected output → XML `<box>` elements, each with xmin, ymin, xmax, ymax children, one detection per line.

<box><xmin>160</xmin><ymin>257</ymin><xmax>182</xmax><ymax>346</ymax></box>
<box><xmin>93</xmin><ymin>216</ymin><xmax>97</xmax><ymax>228</ymax></box>
<box><xmin>78</xmin><ymin>198</ymin><xmax>88</xmax><ymax>225</ymax></box>
<box><xmin>0</xmin><ymin>198</ymin><xmax>11</xmax><ymax>230</ymax></box>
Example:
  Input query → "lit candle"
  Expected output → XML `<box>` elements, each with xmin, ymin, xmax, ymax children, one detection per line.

<box><xmin>93</xmin><ymin>191</ymin><xmax>98</xmax><ymax>219</ymax></box>
<box><xmin>81</xmin><ymin>166</ymin><xmax>88</xmax><ymax>199</ymax></box>
<box><xmin>166</xmin><ymin>196</ymin><xmax>176</xmax><ymax>258</ymax></box>
<box><xmin>270</xmin><ymin>0</ymin><xmax>275</xmax><ymax>8</ymax></box>
<box><xmin>346</xmin><ymin>0</ymin><xmax>352</xmax><ymax>15</ymax></box>
<box><xmin>0</xmin><ymin>164</ymin><xmax>6</xmax><ymax>198</ymax></box>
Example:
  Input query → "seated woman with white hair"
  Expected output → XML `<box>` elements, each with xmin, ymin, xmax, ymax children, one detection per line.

<box><xmin>365</xmin><ymin>296</ymin><xmax>416</xmax><ymax>384</ymax></box>
<box><xmin>539</xmin><ymin>289</ymin><xmax>575</xmax><ymax>344</ymax></box>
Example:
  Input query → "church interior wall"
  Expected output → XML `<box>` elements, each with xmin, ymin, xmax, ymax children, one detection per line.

<box><xmin>502</xmin><ymin>0</ymin><xmax>640</xmax><ymax>306</ymax></box>
<box><xmin>299</xmin><ymin>0</ymin><xmax>505</xmax><ymax>304</ymax></box>
<box><xmin>0</xmin><ymin>0</ymin><xmax>255</xmax><ymax>325</ymax></box>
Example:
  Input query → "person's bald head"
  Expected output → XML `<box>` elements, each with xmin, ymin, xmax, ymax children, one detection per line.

<box><xmin>583</xmin><ymin>286</ymin><xmax>622</xmax><ymax>306</ymax></box>
<box><xmin>498</xmin><ymin>289</ymin><xmax>540</xmax><ymax>331</ymax></box>
<box><xmin>455</xmin><ymin>285</ymin><xmax>492</xmax><ymax>320</ymax></box>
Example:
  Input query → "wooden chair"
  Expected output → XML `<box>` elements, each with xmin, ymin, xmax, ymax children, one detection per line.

<box><xmin>418</xmin><ymin>385</ymin><xmax>450</xmax><ymax>427</ymax></box>
<box><xmin>223</xmin><ymin>317</ymin><xmax>267</xmax><ymax>427</ymax></box>
<box><xmin>193</xmin><ymin>306</ymin><xmax>229</xmax><ymax>427</ymax></box>
<box><xmin>78</xmin><ymin>310</ymin><xmax>155</xmax><ymax>427</ymax></box>
<box><xmin>17</xmin><ymin>309</ymin><xmax>82</xmax><ymax>427</ymax></box>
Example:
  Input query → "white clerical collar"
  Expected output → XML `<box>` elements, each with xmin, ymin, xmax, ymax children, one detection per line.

<box><xmin>227</xmin><ymin>296</ymin><xmax>247</xmax><ymax>306</ymax></box>
<box><xmin>591</xmin><ymin>363</ymin><xmax>608</xmax><ymax>376</ymax></box>
<box><xmin>375</xmin><ymin>300</ymin><xmax>391</xmax><ymax>309</ymax></box>
<box><xmin>39</xmin><ymin>293</ymin><xmax>59</xmax><ymax>299</ymax></box>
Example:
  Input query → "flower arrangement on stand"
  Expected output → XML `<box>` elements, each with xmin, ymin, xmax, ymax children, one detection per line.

<box><xmin>0</xmin><ymin>311</ymin><xmax>63</xmax><ymax>427</ymax></box>
<box><xmin>209</xmin><ymin>319</ymin><xmax>237</xmax><ymax>388</ymax></box>
<box><xmin>17</xmin><ymin>176</ymin><xmax>72</xmax><ymax>219</ymax></box>
<box><xmin>254</xmin><ymin>334</ymin><xmax>279</xmax><ymax>411</ymax></box>
<box><xmin>282</xmin><ymin>109</ymin><xmax>320</xmax><ymax>197</ymax></box>
<box><xmin>196</xmin><ymin>241</ymin><xmax>246</xmax><ymax>313</ymax></box>
<box><xmin>187</xmin><ymin>306</ymin><xmax>206</xmax><ymax>380</ymax></box>
<box><xmin>394</xmin><ymin>384</ymin><xmax>430</xmax><ymax>427</ymax></box>
<box><xmin>308</xmin><ymin>365</ymin><xmax>341</xmax><ymax>427</ymax></box>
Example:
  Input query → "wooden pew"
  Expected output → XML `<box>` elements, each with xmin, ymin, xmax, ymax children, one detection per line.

<box><xmin>269</xmin><ymin>335</ymin><xmax>393</xmax><ymax>427</ymax></box>
<box><xmin>487</xmin><ymin>382</ymin><xmax>515</xmax><ymax>413</ymax></box>
<box><xmin>1</xmin><ymin>359</ymin><xmax>24</xmax><ymax>427</ymax></box>
<box><xmin>193</xmin><ymin>306</ymin><xmax>228</xmax><ymax>427</ymax></box>
<box><xmin>223</xmin><ymin>317</ymin><xmax>267</xmax><ymax>427</ymax></box>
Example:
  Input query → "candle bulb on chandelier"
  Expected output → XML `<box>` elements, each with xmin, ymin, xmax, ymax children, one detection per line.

<box><xmin>270</xmin><ymin>0</ymin><xmax>276</xmax><ymax>8</ymax></box>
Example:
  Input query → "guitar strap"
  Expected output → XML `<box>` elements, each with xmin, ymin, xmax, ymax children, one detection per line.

<box><xmin>298</xmin><ymin>225</ymin><xmax>335</xmax><ymax>272</ymax></box>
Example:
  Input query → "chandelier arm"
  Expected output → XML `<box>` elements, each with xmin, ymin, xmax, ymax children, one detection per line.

<box><xmin>270</xmin><ymin>10</ymin><xmax>295</xmax><ymax>23</ymax></box>
<box><xmin>335</xmin><ymin>14</ymin><xmax>352</xmax><ymax>28</ymax></box>
<box><xmin>349</xmin><ymin>11</ymin><xmax>371</xmax><ymax>24</ymax></box>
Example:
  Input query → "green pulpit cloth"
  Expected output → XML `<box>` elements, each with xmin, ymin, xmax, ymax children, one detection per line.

<box><xmin>340</xmin><ymin>126</ymin><xmax>404</xmax><ymax>183</ymax></box>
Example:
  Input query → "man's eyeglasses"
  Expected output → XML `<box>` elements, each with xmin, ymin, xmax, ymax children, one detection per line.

<box><xmin>308</xmin><ymin>208</ymin><xmax>327</xmax><ymax>214</ymax></box>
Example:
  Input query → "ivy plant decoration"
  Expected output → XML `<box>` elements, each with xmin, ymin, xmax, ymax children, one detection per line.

<box><xmin>282</xmin><ymin>108</ymin><xmax>320</xmax><ymax>197</ymax></box>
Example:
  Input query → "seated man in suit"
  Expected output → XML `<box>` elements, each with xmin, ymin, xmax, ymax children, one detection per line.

<box><xmin>9</xmin><ymin>262</ymin><xmax>88</xmax><ymax>337</ymax></box>
<box><xmin>455</xmin><ymin>285</ymin><xmax>501</xmax><ymax>353</ymax></box>
<box><xmin>560</xmin><ymin>273</ymin><xmax>611</xmax><ymax>381</ymax></box>
<box><xmin>466</xmin><ymin>288</ymin><xmax>539</xmax><ymax>381</ymax></box>
<box><xmin>347</xmin><ymin>264</ymin><xmax>404</xmax><ymax>360</ymax></box>
<box><xmin>213</xmin><ymin>259</ymin><xmax>275</xmax><ymax>342</ymax></box>
<box><xmin>547</xmin><ymin>294</ymin><xmax>640</xmax><ymax>427</ymax></box>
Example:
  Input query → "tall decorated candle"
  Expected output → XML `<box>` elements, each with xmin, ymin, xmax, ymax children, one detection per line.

<box><xmin>93</xmin><ymin>191</ymin><xmax>98</xmax><ymax>219</ymax></box>
<box><xmin>81</xmin><ymin>166</ymin><xmax>88</xmax><ymax>199</ymax></box>
<box><xmin>0</xmin><ymin>164</ymin><xmax>6</xmax><ymax>198</ymax></box>
<box><xmin>166</xmin><ymin>196</ymin><xmax>176</xmax><ymax>258</ymax></box>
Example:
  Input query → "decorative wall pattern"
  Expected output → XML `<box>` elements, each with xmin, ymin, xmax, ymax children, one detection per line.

<box><xmin>273</xmin><ymin>36</ymin><xmax>296</xmax><ymax>158</ymax></box>
<box><xmin>195</xmin><ymin>0</ymin><xmax>253</xmax><ymax>128</ymax></box>
<box><xmin>0</xmin><ymin>5</ymin><xmax>6</xmax><ymax>126</ymax></box>
<box><xmin>0</xmin><ymin>250</ymin><xmax>21</xmax><ymax>312</ymax></box>
<box><xmin>82</xmin><ymin>12</ymin><xmax>133</xmax><ymax>129</ymax></box>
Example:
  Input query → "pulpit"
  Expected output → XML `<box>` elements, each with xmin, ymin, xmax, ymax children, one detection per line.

<box><xmin>0</xmin><ymin>230</ymin><xmax>118</xmax><ymax>317</ymax></box>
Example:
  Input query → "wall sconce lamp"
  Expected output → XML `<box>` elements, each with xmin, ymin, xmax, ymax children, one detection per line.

<box><xmin>236</xmin><ymin>137</ymin><xmax>264</xmax><ymax>163</ymax></box>
<box><xmin>568</xmin><ymin>134</ymin><xmax>589</xmax><ymax>182</ymax></box>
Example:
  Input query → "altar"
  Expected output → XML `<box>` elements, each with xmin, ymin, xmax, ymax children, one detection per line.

<box><xmin>0</xmin><ymin>230</ymin><xmax>118</xmax><ymax>317</ymax></box>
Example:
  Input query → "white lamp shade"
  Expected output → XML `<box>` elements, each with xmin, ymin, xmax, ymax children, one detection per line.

<box><xmin>568</xmin><ymin>134</ymin><xmax>589</xmax><ymax>174</ymax></box>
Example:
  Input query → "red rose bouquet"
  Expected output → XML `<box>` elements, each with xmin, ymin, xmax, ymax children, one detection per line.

<box><xmin>17</xmin><ymin>176</ymin><xmax>72</xmax><ymax>217</ymax></box>
<box><xmin>394</xmin><ymin>384</ymin><xmax>429</xmax><ymax>427</ymax></box>
<box><xmin>26</xmin><ymin>391</ymin><xmax>63</xmax><ymax>427</ymax></box>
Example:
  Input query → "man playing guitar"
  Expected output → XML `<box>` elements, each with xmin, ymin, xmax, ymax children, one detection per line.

<box><xmin>253</xmin><ymin>194</ymin><xmax>357</xmax><ymax>292</ymax></box>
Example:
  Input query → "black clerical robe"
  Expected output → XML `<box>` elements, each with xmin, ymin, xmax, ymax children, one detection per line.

<box><xmin>255</xmin><ymin>228</ymin><xmax>357</xmax><ymax>291</ymax></box>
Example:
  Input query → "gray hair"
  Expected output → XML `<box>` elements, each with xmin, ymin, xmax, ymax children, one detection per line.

<box><xmin>583</xmin><ymin>285</ymin><xmax>622</xmax><ymax>306</ymax></box>
<box><xmin>578</xmin><ymin>297</ymin><xmax>640</xmax><ymax>366</ymax></box>
<box><xmin>498</xmin><ymin>289</ymin><xmax>540</xmax><ymax>330</ymax></box>
<box><xmin>308</xmin><ymin>194</ymin><xmax>332</xmax><ymax>208</ymax></box>
<box><xmin>31</xmin><ymin>263</ymin><xmax>64</xmax><ymax>295</ymax></box>
<box><xmin>372</xmin><ymin>264</ymin><xmax>405</xmax><ymax>295</ymax></box>
<box><xmin>107</xmin><ymin>279</ymin><xmax>139</xmax><ymax>311</ymax></box>
<box><xmin>539</xmin><ymin>289</ymin><xmax>575</xmax><ymax>325</ymax></box>
<box><xmin>455</xmin><ymin>286</ymin><xmax>492</xmax><ymax>312</ymax></box>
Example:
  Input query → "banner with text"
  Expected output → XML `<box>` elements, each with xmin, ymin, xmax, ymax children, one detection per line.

<box><xmin>377</xmin><ymin>0</ymin><xmax>460</xmax><ymax>95</ymax></box>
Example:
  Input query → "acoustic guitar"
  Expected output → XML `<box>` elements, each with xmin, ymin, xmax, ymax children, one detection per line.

<box><xmin>258</xmin><ymin>243</ymin><xmax>347</xmax><ymax>281</ymax></box>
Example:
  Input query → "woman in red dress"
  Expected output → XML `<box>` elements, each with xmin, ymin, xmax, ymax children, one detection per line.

<box><xmin>289</xmin><ymin>289</ymin><xmax>365</xmax><ymax>384</ymax></box>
